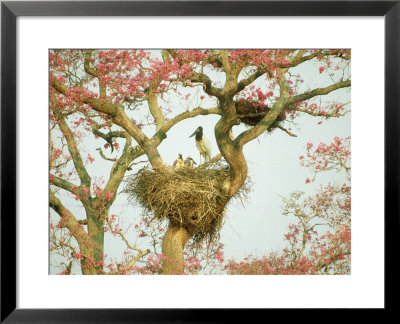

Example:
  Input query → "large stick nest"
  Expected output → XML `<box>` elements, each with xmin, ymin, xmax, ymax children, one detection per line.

<box><xmin>235</xmin><ymin>100</ymin><xmax>284</xmax><ymax>128</ymax></box>
<box><xmin>123</xmin><ymin>162</ymin><xmax>247</xmax><ymax>244</ymax></box>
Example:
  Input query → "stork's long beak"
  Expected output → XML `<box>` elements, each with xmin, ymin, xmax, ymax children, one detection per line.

<box><xmin>189</xmin><ymin>130</ymin><xmax>196</xmax><ymax>138</ymax></box>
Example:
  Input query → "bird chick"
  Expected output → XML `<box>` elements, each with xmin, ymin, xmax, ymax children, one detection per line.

<box><xmin>173</xmin><ymin>153</ymin><xmax>185</xmax><ymax>170</ymax></box>
<box><xmin>184</xmin><ymin>156</ymin><xmax>197</xmax><ymax>167</ymax></box>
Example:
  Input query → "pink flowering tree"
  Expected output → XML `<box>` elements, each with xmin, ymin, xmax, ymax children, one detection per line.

<box><xmin>117</xmin><ymin>216</ymin><xmax>226</xmax><ymax>275</ymax></box>
<box><xmin>49</xmin><ymin>49</ymin><xmax>350</xmax><ymax>275</ymax></box>
<box><xmin>225</xmin><ymin>137</ymin><xmax>351</xmax><ymax>275</ymax></box>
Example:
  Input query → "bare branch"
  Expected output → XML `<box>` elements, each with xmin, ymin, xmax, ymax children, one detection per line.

<box><xmin>277</xmin><ymin>125</ymin><xmax>297</xmax><ymax>137</ymax></box>
<box><xmin>105</xmin><ymin>214</ymin><xmax>151</xmax><ymax>272</ymax></box>
<box><xmin>123</xmin><ymin>249</ymin><xmax>151</xmax><ymax>272</ymax></box>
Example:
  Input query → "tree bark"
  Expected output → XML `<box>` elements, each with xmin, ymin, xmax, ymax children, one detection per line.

<box><xmin>86</xmin><ymin>211</ymin><xmax>104</xmax><ymax>272</ymax></box>
<box><xmin>161</xmin><ymin>225</ymin><xmax>191</xmax><ymax>275</ymax></box>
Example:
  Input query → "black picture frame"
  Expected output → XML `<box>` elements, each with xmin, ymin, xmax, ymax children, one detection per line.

<box><xmin>1</xmin><ymin>0</ymin><xmax>398</xmax><ymax>322</ymax></box>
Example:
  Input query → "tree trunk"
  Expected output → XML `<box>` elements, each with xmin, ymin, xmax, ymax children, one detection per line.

<box><xmin>80</xmin><ymin>260</ymin><xmax>99</xmax><ymax>275</ymax></box>
<box><xmin>215</xmin><ymin>115</ymin><xmax>249</xmax><ymax>197</ymax></box>
<box><xmin>161</xmin><ymin>225</ymin><xmax>191</xmax><ymax>275</ymax></box>
<box><xmin>86</xmin><ymin>211</ymin><xmax>104</xmax><ymax>273</ymax></box>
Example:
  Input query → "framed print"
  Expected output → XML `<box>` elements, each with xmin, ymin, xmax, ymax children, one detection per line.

<box><xmin>1</xmin><ymin>0</ymin><xmax>398</xmax><ymax>322</ymax></box>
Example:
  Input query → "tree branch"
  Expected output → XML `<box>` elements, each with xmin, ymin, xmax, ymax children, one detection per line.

<box><xmin>236</xmin><ymin>69</ymin><xmax>290</xmax><ymax>147</ymax></box>
<box><xmin>287</xmin><ymin>79</ymin><xmax>351</xmax><ymax>106</ymax></box>
<box><xmin>93</xmin><ymin>131</ymin><xmax>136</xmax><ymax>206</ymax></box>
<box><xmin>237</xmin><ymin>69</ymin><xmax>267</xmax><ymax>93</ymax></box>
<box><xmin>155</xmin><ymin>106</ymin><xmax>221</xmax><ymax>140</ymax></box>
<box><xmin>189</xmin><ymin>72</ymin><xmax>221</xmax><ymax>97</ymax></box>
<box><xmin>49</xmin><ymin>191</ymin><xmax>89</xmax><ymax>244</ymax></box>
<box><xmin>84</xmin><ymin>50</ymin><xmax>106</xmax><ymax>98</ymax></box>
<box><xmin>83</xmin><ymin>50</ymin><xmax>98</xmax><ymax>77</ymax></box>
<box><xmin>282</xmin><ymin>50</ymin><xmax>350</xmax><ymax>69</ymax></box>
<box><xmin>56</xmin><ymin>116</ymin><xmax>91</xmax><ymax>187</ymax></box>
<box><xmin>277</xmin><ymin>125</ymin><xmax>297</xmax><ymax>137</ymax></box>
<box><xmin>146</xmin><ymin>83</ymin><xmax>166</xmax><ymax>132</ymax></box>
<box><xmin>95</xmin><ymin>148</ymin><xmax>117</xmax><ymax>162</ymax></box>
<box><xmin>123</xmin><ymin>249</ymin><xmax>151</xmax><ymax>272</ymax></box>
<box><xmin>92</xmin><ymin>128</ymin><xmax>127</xmax><ymax>153</ymax></box>
<box><xmin>104</xmin><ymin>214</ymin><xmax>151</xmax><ymax>272</ymax></box>
<box><xmin>236</xmin><ymin>103</ymin><xmax>286</xmax><ymax>147</ymax></box>
<box><xmin>52</xmin><ymin>79</ymin><xmax>166</xmax><ymax>170</ymax></box>
<box><xmin>236</xmin><ymin>78</ymin><xmax>351</xmax><ymax>147</ymax></box>
<box><xmin>294</xmin><ymin>108</ymin><xmax>351</xmax><ymax>118</ymax></box>
<box><xmin>50</xmin><ymin>175</ymin><xmax>80</xmax><ymax>195</ymax></box>
<box><xmin>236</xmin><ymin>50</ymin><xmax>349</xmax><ymax>95</ymax></box>
<box><xmin>52</xmin><ymin>80</ymin><xmax>116</xmax><ymax>116</ymax></box>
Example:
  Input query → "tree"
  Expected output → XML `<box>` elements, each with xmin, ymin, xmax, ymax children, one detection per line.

<box><xmin>49</xmin><ymin>49</ymin><xmax>351</xmax><ymax>274</ymax></box>
<box><xmin>225</xmin><ymin>136</ymin><xmax>351</xmax><ymax>275</ymax></box>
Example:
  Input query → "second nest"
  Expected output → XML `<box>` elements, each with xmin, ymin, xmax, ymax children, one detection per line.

<box><xmin>124</xmin><ymin>163</ymin><xmax>234</xmax><ymax>241</ymax></box>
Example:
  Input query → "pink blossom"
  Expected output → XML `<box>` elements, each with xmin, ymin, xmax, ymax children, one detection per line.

<box><xmin>73</xmin><ymin>252</ymin><xmax>82</xmax><ymax>260</ymax></box>
<box><xmin>105</xmin><ymin>191</ymin><xmax>114</xmax><ymax>201</ymax></box>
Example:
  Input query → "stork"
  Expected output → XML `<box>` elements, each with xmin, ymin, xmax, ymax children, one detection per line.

<box><xmin>189</xmin><ymin>126</ymin><xmax>212</xmax><ymax>164</ymax></box>
<box><xmin>184</xmin><ymin>156</ymin><xmax>197</xmax><ymax>167</ymax></box>
<box><xmin>173</xmin><ymin>153</ymin><xmax>185</xmax><ymax>170</ymax></box>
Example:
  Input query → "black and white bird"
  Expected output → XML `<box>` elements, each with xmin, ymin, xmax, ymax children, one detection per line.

<box><xmin>184</xmin><ymin>156</ymin><xmax>197</xmax><ymax>167</ymax></box>
<box><xmin>189</xmin><ymin>126</ymin><xmax>212</xmax><ymax>164</ymax></box>
<box><xmin>173</xmin><ymin>153</ymin><xmax>185</xmax><ymax>170</ymax></box>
